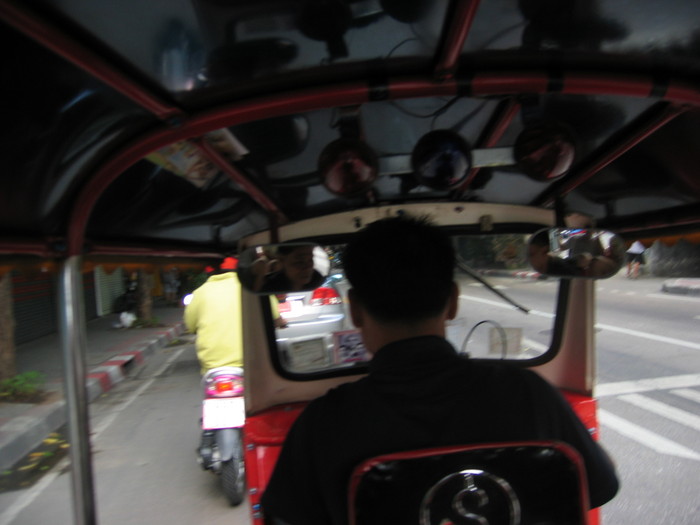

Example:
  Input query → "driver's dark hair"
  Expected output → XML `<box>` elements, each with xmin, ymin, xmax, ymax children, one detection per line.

<box><xmin>343</xmin><ymin>215</ymin><xmax>455</xmax><ymax>323</ymax></box>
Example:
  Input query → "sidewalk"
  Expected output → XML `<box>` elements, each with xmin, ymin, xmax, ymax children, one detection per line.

<box><xmin>0</xmin><ymin>302</ymin><xmax>187</xmax><ymax>472</ymax></box>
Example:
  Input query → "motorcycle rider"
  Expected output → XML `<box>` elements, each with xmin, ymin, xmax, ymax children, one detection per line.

<box><xmin>184</xmin><ymin>257</ymin><xmax>243</xmax><ymax>464</ymax></box>
<box><xmin>185</xmin><ymin>257</ymin><xmax>243</xmax><ymax>374</ymax></box>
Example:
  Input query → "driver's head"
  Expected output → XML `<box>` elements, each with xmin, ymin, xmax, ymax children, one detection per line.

<box><xmin>343</xmin><ymin>215</ymin><xmax>455</xmax><ymax>324</ymax></box>
<box><xmin>277</xmin><ymin>245</ymin><xmax>315</xmax><ymax>287</ymax></box>
<box><xmin>528</xmin><ymin>230</ymin><xmax>551</xmax><ymax>273</ymax></box>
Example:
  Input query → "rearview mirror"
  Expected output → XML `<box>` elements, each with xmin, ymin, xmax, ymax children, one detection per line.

<box><xmin>527</xmin><ymin>228</ymin><xmax>625</xmax><ymax>279</ymax></box>
<box><xmin>237</xmin><ymin>243</ymin><xmax>330</xmax><ymax>294</ymax></box>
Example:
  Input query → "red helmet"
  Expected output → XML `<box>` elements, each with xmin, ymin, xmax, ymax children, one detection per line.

<box><xmin>220</xmin><ymin>257</ymin><xmax>238</xmax><ymax>270</ymax></box>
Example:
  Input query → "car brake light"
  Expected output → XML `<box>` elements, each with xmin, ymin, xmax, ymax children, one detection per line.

<box><xmin>310</xmin><ymin>286</ymin><xmax>342</xmax><ymax>306</ymax></box>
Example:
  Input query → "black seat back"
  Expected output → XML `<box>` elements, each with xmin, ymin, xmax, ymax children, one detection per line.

<box><xmin>348</xmin><ymin>441</ymin><xmax>589</xmax><ymax>525</ymax></box>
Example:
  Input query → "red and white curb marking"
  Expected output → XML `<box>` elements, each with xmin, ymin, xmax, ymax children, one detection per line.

<box><xmin>85</xmin><ymin>323</ymin><xmax>184</xmax><ymax>401</ymax></box>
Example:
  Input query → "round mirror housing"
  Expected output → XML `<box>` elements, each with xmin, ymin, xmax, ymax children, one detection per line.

<box><xmin>319</xmin><ymin>138</ymin><xmax>378</xmax><ymax>197</ymax></box>
<box><xmin>514</xmin><ymin>124</ymin><xmax>575</xmax><ymax>181</ymax></box>
<box><xmin>411</xmin><ymin>130</ymin><xmax>472</xmax><ymax>190</ymax></box>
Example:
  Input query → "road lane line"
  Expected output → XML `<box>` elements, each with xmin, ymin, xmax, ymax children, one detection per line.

<box><xmin>672</xmin><ymin>388</ymin><xmax>700</xmax><ymax>404</ymax></box>
<box><xmin>458</xmin><ymin>295</ymin><xmax>554</xmax><ymax>318</ymax></box>
<box><xmin>460</xmin><ymin>294</ymin><xmax>699</xmax><ymax>351</ymax></box>
<box><xmin>647</xmin><ymin>293</ymin><xmax>700</xmax><ymax>303</ymax></box>
<box><xmin>92</xmin><ymin>345</ymin><xmax>188</xmax><ymax>438</ymax></box>
<box><xmin>594</xmin><ymin>322</ymin><xmax>700</xmax><ymax>350</ymax></box>
<box><xmin>618</xmin><ymin>393</ymin><xmax>700</xmax><ymax>432</ymax></box>
<box><xmin>597</xmin><ymin>374</ymin><xmax>700</xmax><ymax>396</ymax></box>
<box><xmin>0</xmin><ymin>461</ymin><xmax>67</xmax><ymax>525</ymax></box>
<box><xmin>598</xmin><ymin>410</ymin><xmax>700</xmax><ymax>461</ymax></box>
<box><xmin>0</xmin><ymin>346</ymin><xmax>189</xmax><ymax>525</ymax></box>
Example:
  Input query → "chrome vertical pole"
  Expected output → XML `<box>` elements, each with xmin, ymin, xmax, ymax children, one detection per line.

<box><xmin>58</xmin><ymin>255</ymin><xmax>97</xmax><ymax>525</ymax></box>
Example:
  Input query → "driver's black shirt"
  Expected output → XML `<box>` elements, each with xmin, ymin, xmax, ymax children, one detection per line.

<box><xmin>261</xmin><ymin>336</ymin><xmax>619</xmax><ymax>525</ymax></box>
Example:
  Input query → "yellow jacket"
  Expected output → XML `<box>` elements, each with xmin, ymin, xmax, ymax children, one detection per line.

<box><xmin>184</xmin><ymin>272</ymin><xmax>243</xmax><ymax>374</ymax></box>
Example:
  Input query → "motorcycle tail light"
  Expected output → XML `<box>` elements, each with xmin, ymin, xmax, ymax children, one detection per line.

<box><xmin>310</xmin><ymin>286</ymin><xmax>342</xmax><ymax>306</ymax></box>
<box><xmin>206</xmin><ymin>375</ymin><xmax>244</xmax><ymax>398</ymax></box>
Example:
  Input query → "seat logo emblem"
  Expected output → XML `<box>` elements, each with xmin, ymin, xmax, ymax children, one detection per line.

<box><xmin>419</xmin><ymin>469</ymin><xmax>521</xmax><ymax>525</ymax></box>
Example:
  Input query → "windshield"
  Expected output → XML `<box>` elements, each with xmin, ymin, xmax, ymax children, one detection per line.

<box><xmin>268</xmin><ymin>234</ymin><xmax>560</xmax><ymax>376</ymax></box>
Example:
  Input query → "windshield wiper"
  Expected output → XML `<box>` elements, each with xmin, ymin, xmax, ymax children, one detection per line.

<box><xmin>456</xmin><ymin>255</ymin><xmax>530</xmax><ymax>314</ymax></box>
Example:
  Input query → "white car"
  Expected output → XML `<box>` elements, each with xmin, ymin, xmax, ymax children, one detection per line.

<box><xmin>274</xmin><ymin>273</ymin><xmax>360</xmax><ymax>374</ymax></box>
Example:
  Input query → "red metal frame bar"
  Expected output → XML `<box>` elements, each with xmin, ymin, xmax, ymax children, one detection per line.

<box><xmin>0</xmin><ymin>0</ymin><xmax>183</xmax><ymax>121</ymax></box>
<box><xmin>598</xmin><ymin>204</ymin><xmax>700</xmax><ymax>236</ymax></box>
<box><xmin>454</xmin><ymin>97</ymin><xmax>520</xmax><ymax>196</ymax></box>
<box><xmin>85</xmin><ymin>243</ymin><xmax>223</xmax><ymax>259</ymax></box>
<box><xmin>4</xmin><ymin>0</ymin><xmax>700</xmax><ymax>255</ymax></box>
<box><xmin>434</xmin><ymin>0</ymin><xmax>482</xmax><ymax>80</ymax></box>
<box><xmin>64</xmin><ymin>73</ymin><xmax>700</xmax><ymax>255</ymax></box>
<box><xmin>65</xmin><ymin>82</ymin><xmax>377</xmax><ymax>255</ymax></box>
<box><xmin>533</xmin><ymin>102</ymin><xmax>689</xmax><ymax>207</ymax></box>
<box><xmin>192</xmin><ymin>138</ymin><xmax>287</xmax><ymax>223</ymax></box>
<box><xmin>0</xmin><ymin>239</ymin><xmax>59</xmax><ymax>257</ymax></box>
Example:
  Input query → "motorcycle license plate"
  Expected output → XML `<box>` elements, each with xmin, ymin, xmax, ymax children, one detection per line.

<box><xmin>202</xmin><ymin>397</ymin><xmax>245</xmax><ymax>430</ymax></box>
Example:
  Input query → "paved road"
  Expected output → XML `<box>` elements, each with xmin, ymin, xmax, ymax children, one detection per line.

<box><xmin>0</xmin><ymin>336</ymin><xmax>252</xmax><ymax>525</ymax></box>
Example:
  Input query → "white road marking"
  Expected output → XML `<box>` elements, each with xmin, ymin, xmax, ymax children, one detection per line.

<box><xmin>0</xmin><ymin>462</ymin><xmax>66</xmax><ymax>525</ymax></box>
<box><xmin>597</xmin><ymin>374</ymin><xmax>700</xmax><ymax>396</ymax></box>
<box><xmin>647</xmin><ymin>293</ymin><xmax>700</xmax><ymax>303</ymax></box>
<box><xmin>618</xmin><ymin>393</ymin><xmax>700</xmax><ymax>432</ymax></box>
<box><xmin>458</xmin><ymin>294</ymin><xmax>555</xmax><ymax>318</ymax></box>
<box><xmin>0</xmin><ymin>346</ymin><xmax>188</xmax><ymax>525</ymax></box>
<box><xmin>598</xmin><ymin>410</ymin><xmax>700</xmax><ymax>461</ymax></box>
<box><xmin>523</xmin><ymin>337</ymin><xmax>548</xmax><ymax>352</ymax></box>
<box><xmin>594</xmin><ymin>322</ymin><xmax>700</xmax><ymax>350</ymax></box>
<box><xmin>92</xmin><ymin>346</ymin><xmax>188</xmax><ymax>438</ymax></box>
<box><xmin>459</xmin><ymin>294</ymin><xmax>698</xmax><ymax>353</ymax></box>
<box><xmin>672</xmin><ymin>388</ymin><xmax>700</xmax><ymax>404</ymax></box>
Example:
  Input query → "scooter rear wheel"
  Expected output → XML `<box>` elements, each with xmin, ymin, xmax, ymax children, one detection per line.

<box><xmin>221</xmin><ymin>453</ymin><xmax>245</xmax><ymax>506</ymax></box>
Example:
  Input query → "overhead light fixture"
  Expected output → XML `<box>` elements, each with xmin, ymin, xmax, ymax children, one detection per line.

<box><xmin>411</xmin><ymin>130</ymin><xmax>472</xmax><ymax>190</ymax></box>
<box><xmin>319</xmin><ymin>138</ymin><xmax>378</xmax><ymax>197</ymax></box>
<box><xmin>514</xmin><ymin>124</ymin><xmax>576</xmax><ymax>181</ymax></box>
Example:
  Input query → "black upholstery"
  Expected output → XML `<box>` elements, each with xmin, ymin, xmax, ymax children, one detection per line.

<box><xmin>349</xmin><ymin>441</ymin><xmax>588</xmax><ymax>525</ymax></box>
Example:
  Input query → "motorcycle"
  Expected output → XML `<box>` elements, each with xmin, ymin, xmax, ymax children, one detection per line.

<box><xmin>197</xmin><ymin>366</ymin><xmax>246</xmax><ymax>506</ymax></box>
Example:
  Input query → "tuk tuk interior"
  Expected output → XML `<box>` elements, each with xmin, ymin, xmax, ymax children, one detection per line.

<box><xmin>2</xmin><ymin>1</ymin><xmax>700</xmax><ymax>523</ymax></box>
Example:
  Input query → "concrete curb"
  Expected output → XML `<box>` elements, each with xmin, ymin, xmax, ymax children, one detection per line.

<box><xmin>0</xmin><ymin>321</ymin><xmax>185</xmax><ymax>472</ymax></box>
<box><xmin>662</xmin><ymin>278</ymin><xmax>700</xmax><ymax>296</ymax></box>
<box><xmin>478</xmin><ymin>269</ymin><xmax>544</xmax><ymax>280</ymax></box>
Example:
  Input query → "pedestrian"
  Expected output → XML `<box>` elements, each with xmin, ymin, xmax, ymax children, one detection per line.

<box><xmin>626</xmin><ymin>240</ymin><xmax>646</xmax><ymax>279</ymax></box>
<box><xmin>162</xmin><ymin>267</ymin><xmax>181</xmax><ymax>306</ymax></box>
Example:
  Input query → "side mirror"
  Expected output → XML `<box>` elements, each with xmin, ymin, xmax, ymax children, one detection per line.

<box><xmin>237</xmin><ymin>243</ymin><xmax>330</xmax><ymax>294</ymax></box>
<box><xmin>527</xmin><ymin>228</ymin><xmax>625</xmax><ymax>279</ymax></box>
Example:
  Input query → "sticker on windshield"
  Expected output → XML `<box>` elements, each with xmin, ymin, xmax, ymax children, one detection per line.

<box><xmin>333</xmin><ymin>330</ymin><xmax>369</xmax><ymax>364</ymax></box>
<box><xmin>287</xmin><ymin>337</ymin><xmax>329</xmax><ymax>371</ymax></box>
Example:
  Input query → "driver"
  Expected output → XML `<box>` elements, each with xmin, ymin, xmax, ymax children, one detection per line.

<box><xmin>251</xmin><ymin>244</ymin><xmax>325</xmax><ymax>293</ymax></box>
<box><xmin>261</xmin><ymin>215</ymin><xmax>619</xmax><ymax>525</ymax></box>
